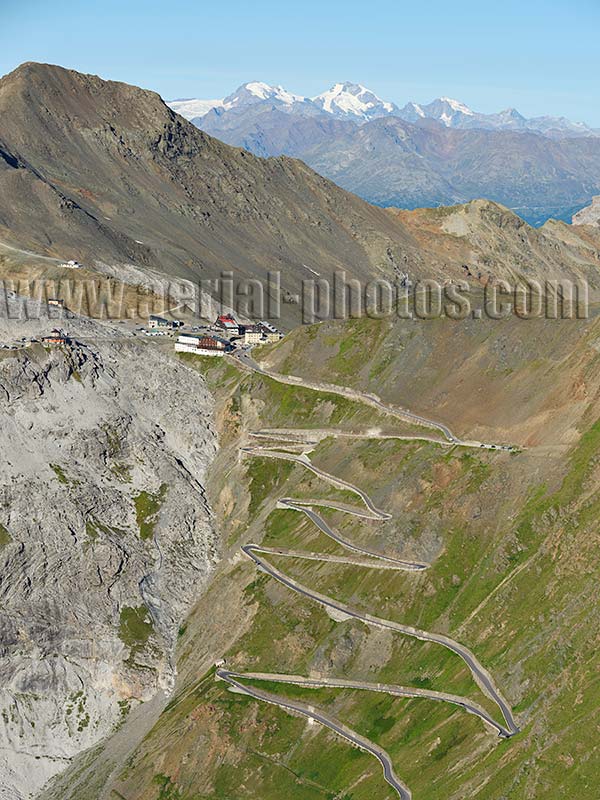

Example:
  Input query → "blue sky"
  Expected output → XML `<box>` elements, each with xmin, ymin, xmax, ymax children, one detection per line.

<box><xmin>2</xmin><ymin>0</ymin><xmax>600</xmax><ymax>125</ymax></box>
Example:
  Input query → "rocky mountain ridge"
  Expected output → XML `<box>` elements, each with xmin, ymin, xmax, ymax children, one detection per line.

<box><xmin>0</xmin><ymin>62</ymin><xmax>433</xmax><ymax>326</ymax></box>
<box><xmin>573</xmin><ymin>195</ymin><xmax>600</xmax><ymax>226</ymax></box>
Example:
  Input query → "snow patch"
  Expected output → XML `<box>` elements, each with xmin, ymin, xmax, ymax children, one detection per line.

<box><xmin>168</xmin><ymin>98</ymin><xmax>224</xmax><ymax>119</ymax></box>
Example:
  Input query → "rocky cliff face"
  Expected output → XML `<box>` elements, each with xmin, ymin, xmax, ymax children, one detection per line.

<box><xmin>572</xmin><ymin>195</ymin><xmax>600</xmax><ymax>225</ymax></box>
<box><xmin>0</xmin><ymin>307</ymin><xmax>217</xmax><ymax>798</ymax></box>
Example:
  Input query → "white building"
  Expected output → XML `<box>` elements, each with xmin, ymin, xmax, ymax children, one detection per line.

<box><xmin>177</xmin><ymin>333</ymin><xmax>203</xmax><ymax>346</ymax></box>
<box><xmin>175</xmin><ymin>334</ymin><xmax>231</xmax><ymax>357</ymax></box>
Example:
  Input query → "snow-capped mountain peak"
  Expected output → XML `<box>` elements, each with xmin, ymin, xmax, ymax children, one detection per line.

<box><xmin>224</xmin><ymin>81</ymin><xmax>306</xmax><ymax>108</ymax></box>
<box><xmin>438</xmin><ymin>97</ymin><xmax>474</xmax><ymax>116</ymax></box>
<box><xmin>170</xmin><ymin>80</ymin><xmax>400</xmax><ymax>122</ymax></box>
<box><xmin>398</xmin><ymin>101</ymin><xmax>427</xmax><ymax>122</ymax></box>
<box><xmin>243</xmin><ymin>81</ymin><xmax>281</xmax><ymax>100</ymax></box>
<box><xmin>420</xmin><ymin>97</ymin><xmax>478</xmax><ymax>127</ymax></box>
<box><xmin>312</xmin><ymin>82</ymin><xmax>398</xmax><ymax>120</ymax></box>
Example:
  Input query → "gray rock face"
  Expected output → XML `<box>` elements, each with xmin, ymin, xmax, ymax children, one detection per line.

<box><xmin>0</xmin><ymin>311</ymin><xmax>218</xmax><ymax>798</ymax></box>
<box><xmin>572</xmin><ymin>196</ymin><xmax>600</xmax><ymax>225</ymax></box>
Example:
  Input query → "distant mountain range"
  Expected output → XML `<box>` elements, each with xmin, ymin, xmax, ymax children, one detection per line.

<box><xmin>169</xmin><ymin>80</ymin><xmax>599</xmax><ymax>137</ymax></box>
<box><xmin>168</xmin><ymin>82</ymin><xmax>600</xmax><ymax>225</ymax></box>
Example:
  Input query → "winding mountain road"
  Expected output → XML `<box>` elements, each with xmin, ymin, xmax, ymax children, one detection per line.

<box><xmin>230</xmin><ymin>350</ymin><xmax>515</xmax><ymax>451</ymax></box>
<box><xmin>218</xmin><ymin>670</ymin><xmax>515</xmax><ymax>739</ymax></box>
<box><xmin>218</xmin><ymin>668</ymin><xmax>412</xmax><ymax>800</ymax></box>
<box><xmin>222</xmin><ymin>350</ymin><xmax>519</xmax><ymax>798</ymax></box>
<box><xmin>240</xmin><ymin>443</ymin><xmax>391</xmax><ymax>520</ymax></box>
<box><xmin>232</xmin><ymin>350</ymin><xmax>458</xmax><ymax>442</ymax></box>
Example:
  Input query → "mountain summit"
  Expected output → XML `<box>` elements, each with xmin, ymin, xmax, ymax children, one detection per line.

<box><xmin>312</xmin><ymin>82</ymin><xmax>398</xmax><ymax>120</ymax></box>
<box><xmin>400</xmin><ymin>96</ymin><xmax>476</xmax><ymax>126</ymax></box>
<box><xmin>222</xmin><ymin>80</ymin><xmax>307</xmax><ymax>108</ymax></box>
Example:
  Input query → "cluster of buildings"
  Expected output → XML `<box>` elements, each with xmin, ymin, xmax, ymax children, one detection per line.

<box><xmin>174</xmin><ymin>314</ymin><xmax>283</xmax><ymax>357</ymax></box>
<box><xmin>35</xmin><ymin>312</ymin><xmax>282</xmax><ymax>359</ymax></box>
<box><xmin>214</xmin><ymin>314</ymin><xmax>283</xmax><ymax>345</ymax></box>
<box><xmin>41</xmin><ymin>328</ymin><xmax>70</xmax><ymax>345</ymax></box>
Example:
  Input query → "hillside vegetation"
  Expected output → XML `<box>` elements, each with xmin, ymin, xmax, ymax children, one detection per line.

<box><xmin>44</xmin><ymin>311</ymin><xmax>600</xmax><ymax>799</ymax></box>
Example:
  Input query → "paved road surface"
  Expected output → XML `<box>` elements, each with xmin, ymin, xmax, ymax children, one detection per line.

<box><xmin>241</xmin><ymin>443</ymin><xmax>391</xmax><ymax>520</ymax></box>
<box><xmin>250</xmin><ymin>427</ymin><xmax>450</xmax><ymax>447</ymax></box>
<box><xmin>217</xmin><ymin>668</ymin><xmax>411</xmax><ymax>800</ymax></box>
<box><xmin>230</xmin><ymin>351</ymin><xmax>515</xmax><ymax>452</ymax></box>
<box><xmin>219</xmin><ymin>670</ymin><xmax>514</xmax><ymax>738</ymax></box>
<box><xmin>222</xmin><ymin>352</ymin><xmax>519</xmax><ymax>797</ymax></box>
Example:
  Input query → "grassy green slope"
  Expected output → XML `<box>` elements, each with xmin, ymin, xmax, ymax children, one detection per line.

<box><xmin>46</xmin><ymin>315</ymin><xmax>600</xmax><ymax>800</ymax></box>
